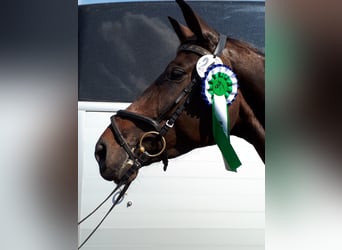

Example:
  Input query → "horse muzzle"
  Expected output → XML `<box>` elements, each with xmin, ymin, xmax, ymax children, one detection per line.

<box><xmin>95</xmin><ymin>130</ymin><xmax>143</xmax><ymax>184</ymax></box>
<box><xmin>95</xmin><ymin>129</ymin><xmax>129</xmax><ymax>182</ymax></box>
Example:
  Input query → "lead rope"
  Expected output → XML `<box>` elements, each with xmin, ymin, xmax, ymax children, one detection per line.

<box><xmin>78</xmin><ymin>182</ymin><xmax>131</xmax><ymax>249</ymax></box>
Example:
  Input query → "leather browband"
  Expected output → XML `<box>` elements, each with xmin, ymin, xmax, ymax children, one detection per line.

<box><xmin>177</xmin><ymin>34</ymin><xmax>227</xmax><ymax>57</ymax></box>
<box><xmin>177</xmin><ymin>44</ymin><xmax>211</xmax><ymax>56</ymax></box>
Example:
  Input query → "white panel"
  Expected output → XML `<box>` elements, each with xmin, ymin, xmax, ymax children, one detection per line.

<box><xmin>78</xmin><ymin>102</ymin><xmax>264</xmax><ymax>249</ymax></box>
<box><xmin>80</xmin><ymin>228</ymin><xmax>264</xmax><ymax>250</ymax></box>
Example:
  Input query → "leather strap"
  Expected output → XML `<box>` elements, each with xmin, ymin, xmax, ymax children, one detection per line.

<box><xmin>116</xmin><ymin>110</ymin><xmax>161</xmax><ymax>131</ymax></box>
<box><xmin>178</xmin><ymin>34</ymin><xmax>227</xmax><ymax>57</ymax></box>
<box><xmin>178</xmin><ymin>43</ymin><xmax>211</xmax><ymax>56</ymax></box>
<box><xmin>110</xmin><ymin>115</ymin><xmax>136</xmax><ymax>160</ymax></box>
<box><xmin>214</xmin><ymin>34</ymin><xmax>227</xmax><ymax>56</ymax></box>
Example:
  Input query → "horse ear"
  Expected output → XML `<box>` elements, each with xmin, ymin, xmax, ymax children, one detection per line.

<box><xmin>175</xmin><ymin>0</ymin><xmax>218</xmax><ymax>49</ymax></box>
<box><xmin>168</xmin><ymin>16</ymin><xmax>195</xmax><ymax>42</ymax></box>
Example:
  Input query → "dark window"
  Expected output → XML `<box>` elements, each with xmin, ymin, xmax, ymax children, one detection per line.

<box><xmin>78</xmin><ymin>1</ymin><xmax>265</xmax><ymax>102</ymax></box>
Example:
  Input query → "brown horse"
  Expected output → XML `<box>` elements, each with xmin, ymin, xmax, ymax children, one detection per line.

<box><xmin>95</xmin><ymin>0</ymin><xmax>264</xmax><ymax>184</ymax></box>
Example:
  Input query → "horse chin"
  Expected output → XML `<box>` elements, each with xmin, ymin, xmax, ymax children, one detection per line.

<box><xmin>99</xmin><ymin>164</ymin><xmax>138</xmax><ymax>184</ymax></box>
<box><xmin>99</xmin><ymin>165</ymin><xmax>117</xmax><ymax>182</ymax></box>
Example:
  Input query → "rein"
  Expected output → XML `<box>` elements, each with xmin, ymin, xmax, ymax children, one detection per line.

<box><xmin>78</xmin><ymin>181</ymin><xmax>131</xmax><ymax>249</ymax></box>
<box><xmin>78</xmin><ymin>34</ymin><xmax>227</xmax><ymax>249</ymax></box>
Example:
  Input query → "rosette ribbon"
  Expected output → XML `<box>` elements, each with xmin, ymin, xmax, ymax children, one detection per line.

<box><xmin>204</xmin><ymin>64</ymin><xmax>241</xmax><ymax>171</ymax></box>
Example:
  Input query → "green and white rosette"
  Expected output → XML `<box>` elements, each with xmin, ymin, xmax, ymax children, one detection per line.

<box><xmin>203</xmin><ymin>64</ymin><xmax>241</xmax><ymax>171</ymax></box>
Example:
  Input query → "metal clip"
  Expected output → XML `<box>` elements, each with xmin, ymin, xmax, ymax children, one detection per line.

<box><xmin>112</xmin><ymin>189</ymin><xmax>125</xmax><ymax>204</ymax></box>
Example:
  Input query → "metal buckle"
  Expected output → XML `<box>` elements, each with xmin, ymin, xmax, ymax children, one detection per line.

<box><xmin>166</xmin><ymin>120</ymin><xmax>174</xmax><ymax>128</ymax></box>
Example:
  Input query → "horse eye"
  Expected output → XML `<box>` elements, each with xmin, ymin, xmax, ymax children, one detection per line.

<box><xmin>167</xmin><ymin>68</ymin><xmax>186</xmax><ymax>81</ymax></box>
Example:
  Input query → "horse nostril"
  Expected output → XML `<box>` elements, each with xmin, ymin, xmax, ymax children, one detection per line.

<box><xmin>95</xmin><ymin>142</ymin><xmax>106</xmax><ymax>163</ymax></box>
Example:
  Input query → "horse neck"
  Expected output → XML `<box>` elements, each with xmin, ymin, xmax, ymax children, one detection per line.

<box><xmin>225</xmin><ymin>38</ymin><xmax>265</xmax><ymax>128</ymax></box>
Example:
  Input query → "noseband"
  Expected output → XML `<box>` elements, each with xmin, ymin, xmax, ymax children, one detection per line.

<box><xmin>110</xmin><ymin>34</ymin><xmax>227</xmax><ymax>176</ymax></box>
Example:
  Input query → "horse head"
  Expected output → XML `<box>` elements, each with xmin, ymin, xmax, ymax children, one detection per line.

<box><xmin>95</xmin><ymin>0</ymin><xmax>265</xmax><ymax>184</ymax></box>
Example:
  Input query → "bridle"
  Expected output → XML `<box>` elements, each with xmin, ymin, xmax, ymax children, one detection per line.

<box><xmin>110</xmin><ymin>34</ymin><xmax>227</xmax><ymax>175</ymax></box>
<box><xmin>78</xmin><ymin>34</ymin><xmax>227</xmax><ymax>249</ymax></box>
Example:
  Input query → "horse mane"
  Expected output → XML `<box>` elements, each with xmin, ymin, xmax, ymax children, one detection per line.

<box><xmin>227</xmin><ymin>37</ymin><xmax>264</xmax><ymax>57</ymax></box>
<box><xmin>225</xmin><ymin>36</ymin><xmax>265</xmax><ymax>130</ymax></box>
